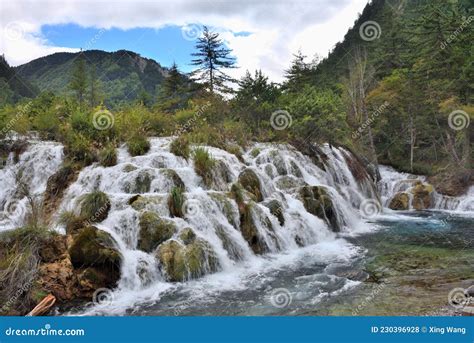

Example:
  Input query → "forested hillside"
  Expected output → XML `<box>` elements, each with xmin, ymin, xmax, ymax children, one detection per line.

<box><xmin>14</xmin><ymin>50</ymin><xmax>170</xmax><ymax>107</ymax></box>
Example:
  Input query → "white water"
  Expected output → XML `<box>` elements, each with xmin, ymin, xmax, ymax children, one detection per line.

<box><xmin>379</xmin><ymin>166</ymin><xmax>473</xmax><ymax>212</ymax></box>
<box><xmin>0</xmin><ymin>140</ymin><xmax>63</xmax><ymax>230</ymax></box>
<box><xmin>0</xmin><ymin>138</ymin><xmax>472</xmax><ymax>315</ymax></box>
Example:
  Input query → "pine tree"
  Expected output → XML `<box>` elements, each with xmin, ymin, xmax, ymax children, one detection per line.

<box><xmin>283</xmin><ymin>50</ymin><xmax>312</xmax><ymax>92</ymax></box>
<box><xmin>88</xmin><ymin>64</ymin><xmax>102</xmax><ymax>107</ymax></box>
<box><xmin>70</xmin><ymin>54</ymin><xmax>88</xmax><ymax>106</ymax></box>
<box><xmin>162</xmin><ymin>62</ymin><xmax>185</xmax><ymax>97</ymax></box>
<box><xmin>191</xmin><ymin>26</ymin><xmax>236</xmax><ymax>93</ymax></box>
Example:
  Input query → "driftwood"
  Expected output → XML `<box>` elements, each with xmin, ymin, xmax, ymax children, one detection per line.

<box><xmin>26</xmin><ymin>294</ymin><xmax>56</xmax><ymax>316</ymax></box>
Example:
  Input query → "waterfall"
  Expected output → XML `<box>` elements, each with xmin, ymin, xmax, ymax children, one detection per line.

<box><xmin>0</xmin><ymin>140</ymin><xmax>64</xmax><ymax>231</ymax></box>
<box><xmin>379</xmin><ymin>166</ymin><xmax>473</xmax><ymax>212</ymax></box>
<box><xmin>1</xmin><ymin>136</ymin><xmax>471</xmax><ymax>314</ymax></box>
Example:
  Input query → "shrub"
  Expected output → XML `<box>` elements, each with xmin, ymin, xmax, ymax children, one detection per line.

<box><xmin>127</xmin><ymin>135</ymin><xmax>150</xmax><ymax>156</ymax></box>
<box><xmin>64</xmin><ymin>133</ymin><xmax>96</xmax><ymax>166</ymax></box>
<box><xmin>168</xmin><ymin>186</ymin><xmax>185</xmax><ymax>218</ymax></box>
<box><xmin>193</xmin><ymin>147</ymin><xmax>215</xmax><ymax>187</ymax></box>
<box><xmin>79</xmin><ymin>191</ymin><xmax>111</xmax><ymax>223</ymax></box>
<box><xmin>58</xmin><ymin>211</ymin><xmax>85</xmax><ymax>234</ymax></box>
<box><xmin>99</xmin><ymin>144</ymin><xmax>117</xmax><ymax>167</ymax></box>
<box><xmin>170</xmin><ymin>136</ymin><xmax>190</xmax><ymax>160</ymax></box>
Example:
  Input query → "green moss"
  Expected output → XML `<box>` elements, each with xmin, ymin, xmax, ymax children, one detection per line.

<box><xmin>79</xmin><ymin>191</ymin><xmax>111</xmax><ymax>223</ymax></box>
<box><xmin>69</xmin><ymin>226</ymin><xmax>122</xmax><ymax>270</ymax></box>
<box><xmin>179</xmin><ymin>228</ymin><xmax>196</xmax><ymax>245</ymax></box>
<box><xmin>238</xmin><ymin>169</ymin><xmax>263</xmax><ymax>202</ymax></box>
<box><xmin>250</xmin><ymin>148</ymin><xmax>261</xmax><ymax>158</ymax></box>
<box><xmin>265</xmin><ymin>199</ymin><xmax>285</xmax><ymax>226</ymax></box>
<box><xmin>170</xmin><ymin>136</ymin><xmax>190</xmax><ymax>160</ymax></box>
<box><xmin>58</xmin><ymin>211</ymin><xmax>85</xmax><ymax>234</ymax></box>
<box><xmin>162</xmin><ymin>169</ymin><xmax>185</xmax><ymax>189</ymax></box>
<box><xmin>138</xmin><ymin>212</ymin><xmax>177</xmax><ymax>252</ymax></box>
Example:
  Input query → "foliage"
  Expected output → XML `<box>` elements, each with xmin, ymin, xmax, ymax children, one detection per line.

<box><xmin>193</xmin><ymin>147</ymin><xmax>215</xmax><ymax>187</ymax></box>
<box><xmin>79</xmin><ymin>191</ymin><xmax>111</xmax><ymax>223</ymax></box>
<box><xmin>99</xmin><ymin>144</ymin><xmax>117</xmax><ymax>167</ymax></box>
<box><xmin>127</xmin><ymin>135</ymin><xmax>150</xmax><ymax>156</ymax></box>
<box><xmin>170</xmin><ymin>135</ymin><xmax>190</xmax><ymax>160</ymax></box>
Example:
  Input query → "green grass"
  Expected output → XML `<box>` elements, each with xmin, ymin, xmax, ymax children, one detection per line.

<box><xmin>193</xmin><ymin>147</ymin><xmax>216</xmax><ymax>187</ymax></box>
<box><xmin>170</xmin><ymin>136</ymin><xmax>190</xmax><ymax>160</ymax></box>
<box><xmin>127</xmin><ymin>136</ymin><xmax>150</xmax><ymax>156</ymax></box>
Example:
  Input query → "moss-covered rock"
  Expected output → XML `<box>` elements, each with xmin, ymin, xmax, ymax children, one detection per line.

<box><xmin>410</xmin><ymin>182</ymin><xmax>433</xmax><ymax>210</ymax></box>
<box><xmin>156</xmin><ymin>238</ymin><xmax>219</xmax><ymax>282</ymax></box>
<box><xmin>238</xmin><ymin>168</ymin><xmax>263</xmax><ymax>202</ymax></box>
<box><xmin>239</xmin><ymin>203</ymin><xmax>269</xmax><ymax>254</ymax></box>
<box><xmin>298</xmin><ymin>186</ymin><xmax>339</xmax><ymax>231</ymax></box>
<box><xmin>68</xmin><ymin>226</ymin><xmax>122</xmax><ymax>284</ymax></box>
<box><xmin>138</xmin><ymin>212</ymin><xmax>177</xmax><ymax>252</ymax></box>
<box><xmin>79</xmin><ymin>191</ymin><xmax>111</xmax><ymax>223</ymax></box>
<box><xmin>125</xmin><ymin>170</ymin><xmax>152</xmax><ymax>194</ymax></box>
<box><xmin>179</xmin><ymin>228</ymin><xmax>196</xmax><ymax>245</ymax></box>
<box><xmin>265</xmin><ymin>199</ymin><xmax>285</xmax><ymax>226</ymax></box>
<box><xmin>389</xmin><ymin>192</ymin><xmax>410</xmax><ymax>210</ymax></box>
<box><xmin>275</xmin><ymin>175</ymin><xmax>305</xmax><ymax>190</ymax></box>
<box><xmin>162</xmin><ymin>169</ymin><xmax>185</xmax><ymax>190</ymax></box>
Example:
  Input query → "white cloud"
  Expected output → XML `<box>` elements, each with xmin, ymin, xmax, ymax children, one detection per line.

<box><xmin>0</xmin><ymin>0</ymin><xmax>367</xmax><ymax>81</ymax></box>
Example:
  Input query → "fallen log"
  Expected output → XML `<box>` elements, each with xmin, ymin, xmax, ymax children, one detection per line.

<box><xmin>26</xmin><ymin>294</ymin><xmax>56</xmax><ymax>316</ymax></box>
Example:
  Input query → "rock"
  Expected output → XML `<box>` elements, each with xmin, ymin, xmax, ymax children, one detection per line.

<box><xmin>36</xmin><ymin>257</ymin><xmax>78</xmax><ymax>301</ymax></box>
<box><xmin>410</xmin><ymin>181</ymin><xmax>433</xmax><ymax>210</ymax></box>
<box><xmin>275</xmin><ymin>175</ymin><xmax>305</xmax><ymax>190</ymax></box>
<box><xmin>38</xmin><ymin>234</ymin><xmax>68</xmax><ymax>263</ymax></box>
<box><xmin>238</xmin><ymin>168</ymin><xmax>263</xmax><ymax>202</ymax></box>
<box><xmin>161</xmin><ymin>169</ymin><xmax>185</xmax><ymax>190</ymax></box>
<box><xmin>179</xmin><ymin>228</ymin><xmax>196</xmax><ymax>245</ymax></box>
<box><xmin>428</xmin><ymin>170</ymin><xmax>472</xmax><ymax>197</ymax></box>
<box><xmin>265</xmin><ymin>199</ymin><xmax>285</xmax><ymax>226</ymax></box>
<box><xmin>130</xmin><ymin>170</ymin><xmax>152</xmax><ymax>193</ymax></box>
<box><xmin>388</xmin><ymin>192</ymin><xmax>410</xmax><ymax>210</ymax></box>
<box><xmin>239</xmin><ymin>203</ymin><xmax>270</xmax><ymax>254</ymax></box>
<box><xmin>79</xmin><ymin>191</ymin><xmax>111</xmax><ymax>223</ymax></box>
<box><xmin>68</xmin><ymin>226</ymin><xmax>122</xmax><ymax>285</ymax></box>
<box><xmin>298</xmin><ymin>186</ymin><xmax>339</xmax><ymax>231</ymax></box>
<box><xmin>138</xmin><ymin>212</ymin><xmax>177</xmax><ymax>252</ymax></box>
<box><xmin>209</xmin><ymin>192</ymin><xmax>239</xmax><ymax>230</ymax></box>
<box><xmin>156</xmin><ymin>239</ymin><xmax>219</xmax><ymax>282</ymax></box>
<box><xmin>210</xmin><ymin>160</ymin><xmax>233</xmax><ymax>190</ymax></box>
<box><xmin>123</xmin><ymin>164</ymin><xmax>138</xmax><ymax>172</ymax></box>
<box><xmin>129</xmin><ymin>195</ymin><xmax>164</xmax><ymax>211</ymax></box>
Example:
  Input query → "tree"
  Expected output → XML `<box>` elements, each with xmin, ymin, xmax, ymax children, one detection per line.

<box><xmin>283</xmin><ymin>50</ymin><xmax>313</xmax><ymax>92</ymax></box>
<box><xmin>70</xmin><ymin>54</ymin><xmax>88</xmax><ymax>106</ymax></box>
<box><xmin>191</xmin><ymin>26</ymin><xmax>236</xmax><ymax>94</ymax></box>
<box><xmin>162</xmin><ymin>62</ymin><xmax>186</xmax><ymax>97</ymax></box>
<box><xmin>233</xmin><ymin>70</ymin><xmax>280</xmax><ymax>130</ymax></box>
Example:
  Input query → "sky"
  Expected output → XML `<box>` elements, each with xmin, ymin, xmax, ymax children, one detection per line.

<box><xmin>0</xmin><ymin>0</ymin><xmax>368</xmax><ymax>82</ymax></box>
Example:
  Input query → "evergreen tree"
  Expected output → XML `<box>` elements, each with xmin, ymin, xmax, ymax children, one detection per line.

<box><xmin>191</xmin><ymin>26</ymin><xmax>236</xmax><ymax>93</ymax></box>
<box><xmin>88</xmin><ymin>64</ymin><xmax>102</xmax><ymax>107</ymax></box>
<box><xmin>70</xmin><ymin>54</ymin><xmax>88</xmax><ymax>106</ymax></box>
<box><xmin>283</xmin><ymin>50</ymin><xmax>313</xmax><ymax>92</ymax></box>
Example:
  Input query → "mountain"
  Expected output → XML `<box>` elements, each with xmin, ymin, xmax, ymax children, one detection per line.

<box><xmin>14</xmin><ymin>50</ymin><xmax>171</xmax><ymax>106</ymax></box>
<box><xmin>0</xmin><ymin>55</ymin><xmax>39</xmax><ymax>103</ymax></box>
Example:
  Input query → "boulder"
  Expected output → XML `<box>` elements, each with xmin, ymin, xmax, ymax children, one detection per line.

<box><xmin>156</xmin><ymin>238</ymin><xmax>219</xmax><ymax>282</ymax></box>
<box><xmin>162</xmin><ymin>169</ymin><xmax>185</xmax><ymax>190</ymax></box>
<box><xmin>138</xmin><ymin>212</ymin><xmax>177</xmax><ymax>252</ymax></box>
<box><xmin>238</xmin><ymin>168</ymin><xmax>263</xmax><ymax>202</ymax></box>
<box><xmin>410</xmin><ymin>181</ymin><xmax>434</xmax><ymax>210</ymax></box>
<box><xmin>298</xmin><ymin>186</ymin><xmax>339</xmax><ymax>231</ymax></box>
<box><xmin>68</xmin><ymin>226</ymin><xmax>122</xmax><ymax>285</ymax></box>
<box><xmin>388</xmin><ymin>192</ymin><xmax>410</xmax><ymax>210</ymax></box>
<box><xmin>275</xmin><ymin>175</ymin><xmax>305</xmax><ymax>190</ymax></box>
<box><xmin>179</xmin><ymin>228</ymin><xmax>196</xmax><ymax>245</ymax></box>
<box><xmin>265</xmin><ymin>199</ymin><xmax>285</xmax><ymax>226</ymax></box>
<box><xmin>239</xmin><ymin>203</ymin><xmax>270</xmax><ymax>254</ymax></box>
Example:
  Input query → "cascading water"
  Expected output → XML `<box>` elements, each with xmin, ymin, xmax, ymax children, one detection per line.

<box><xmin>0</xmin><ymin>140</ymin><xmax>63</xmax><ymax>231</ymax></box>
<box><xmin>1</xmin><ymin>137</ymin><xmax>472</xmax><ymax>315</ymax></box>
<box><xmin>379</xmin><ymin>166</ymin><xmax>473</xmax><ymax>212</ymax></box>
